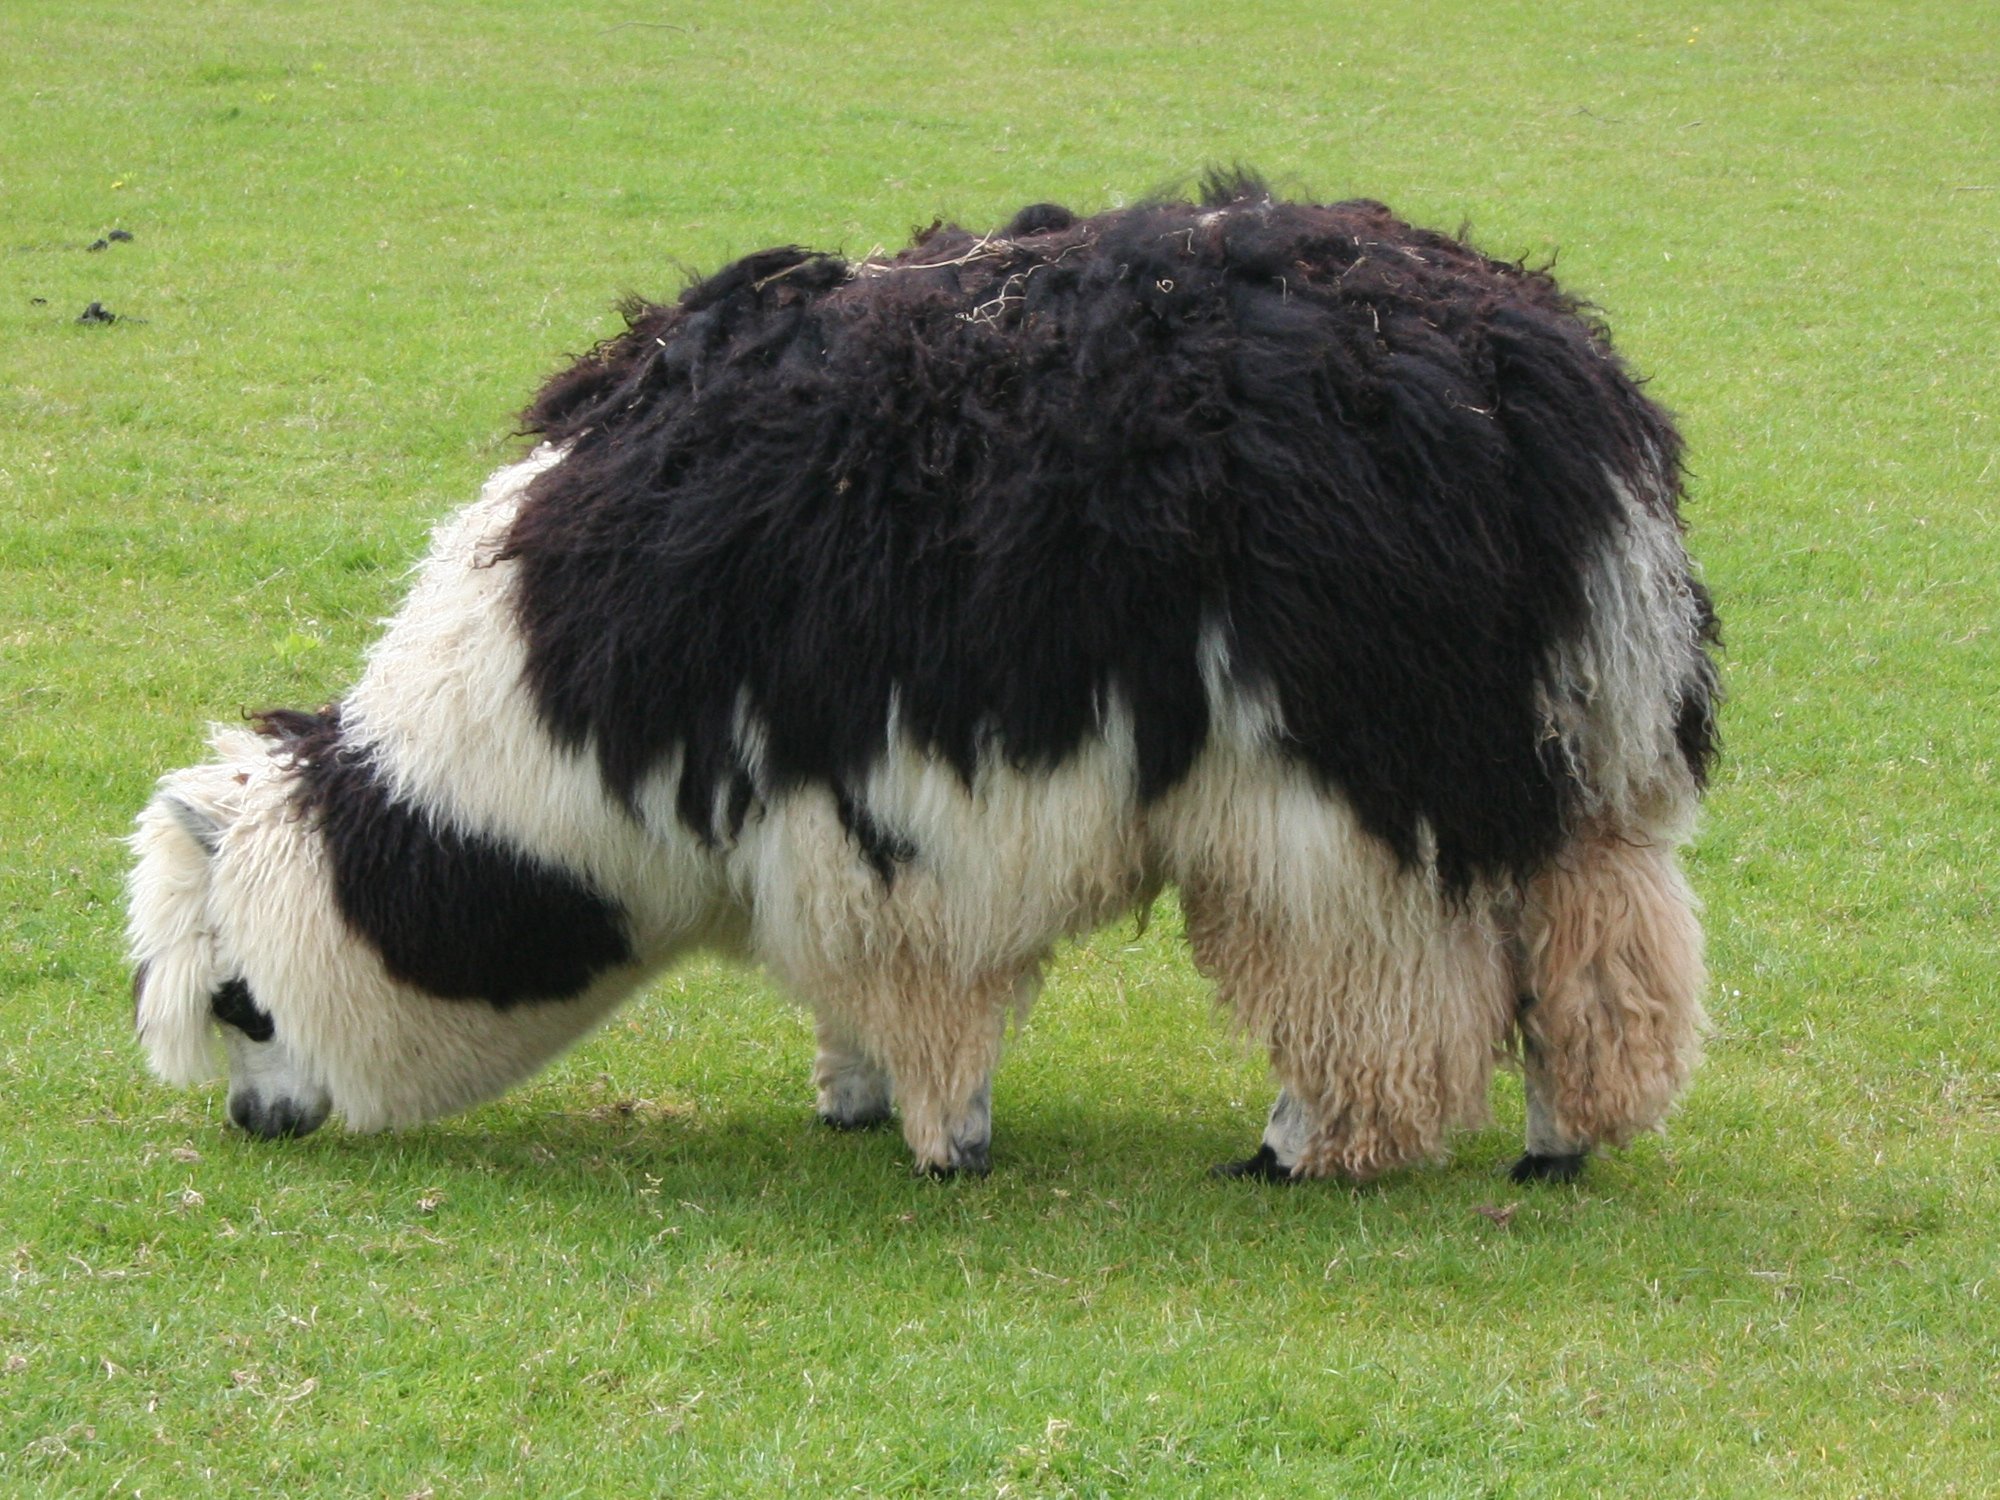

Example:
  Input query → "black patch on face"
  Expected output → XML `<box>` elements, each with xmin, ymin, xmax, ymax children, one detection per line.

<box><xmin>506</xmin><ymin>170</ymin><xmax>1715</xmax><ymax>892</ymax></box>
<box><xmin>211</xmin><ymin>977</ymin><xmax>275</xmax><ymax>1042</ymax></box>
<box><xmin>254</xmin><ymin>708</ymin><xmax>633</xmax><ymax>1007</ymax></box>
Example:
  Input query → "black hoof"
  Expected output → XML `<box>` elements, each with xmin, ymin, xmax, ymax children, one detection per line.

<box><xmin>817</xmin><ymin>1108</ymin><xmax>893</xmax><ymax>1132</ymax></box>
<box><xmin>917</xmin><ymin>1153</ymin><xmax>991</xmax><ymax>1181</ymax></box>
<box><xmin>1509</xmin><ymin>1151</ymin><xmax>1586</xmax><ymax>1185</ymax></box>
<box><xmin>953</xmin><ymin>1140</ymin><xmax>990</xmax><ymax>1177</ymax></box>
<box><xmin>1212</xmin><ymin>1144</ymin><xmax>1295</xmax><ymax>1183</ymax></box>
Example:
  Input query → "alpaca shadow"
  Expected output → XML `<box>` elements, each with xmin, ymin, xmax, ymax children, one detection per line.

<box><xmin>283</xmin><ymin>1092</ymin><xmax>1544</xmax><ymax>1216</ymax></box>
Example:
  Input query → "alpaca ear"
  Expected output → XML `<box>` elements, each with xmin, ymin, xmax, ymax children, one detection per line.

<box><xmin>162</xmin><ymin>792</ymin><xmax>225</xmax><ymax>856</ymax></box>
<box><xmin>129</xmin><ymin>775</ymin><xmax>237</xmax><ymax>1086</ymax></box>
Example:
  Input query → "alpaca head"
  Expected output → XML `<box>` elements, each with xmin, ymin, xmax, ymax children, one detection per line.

<box><xmin>127</xmin><ymin>731</ymin><xmax>334</xmax><ymax>1137</ymax></box>
<box><xmin>127</xmin><ymin>726</ymin><xmax>643</xmax><ymax>1139</ymax></box>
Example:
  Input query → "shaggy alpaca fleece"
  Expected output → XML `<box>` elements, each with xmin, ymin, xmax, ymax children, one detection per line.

<box><xmin>130</xmin><ymin>172</ymin><xmax>1718</xmax><ymax>1180</ymax></box>
<box><xmin>508</xmin><ymin>175</ymin><xmax>1717</xmax><ymax>892</ymax></box>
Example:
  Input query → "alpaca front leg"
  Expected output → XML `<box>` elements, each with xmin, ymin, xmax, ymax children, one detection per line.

<box><xmin>896</xmin><ymin>1054</ymin><xmax>999</xmax><ymax>1179</ymax></box>
<box><xmin>874</xmin><ymin>975</ymin><xmax>1016</xmax><ymax>1179</ymax></box>
<box><xmin>812</xmin><ymin>1016</ymin><xmax>893</xmax><ymax>1130</ymax></box>
<box><xmin>907</xmin><ymin>1076</ymin><xmax>993</xmax><ymax>1179</ymax></box>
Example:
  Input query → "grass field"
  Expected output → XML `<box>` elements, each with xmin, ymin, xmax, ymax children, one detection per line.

<box><xmin>3</xmin><ymin>0</ymin><xmax>1995</xmax><ymax>1493</ymax></box>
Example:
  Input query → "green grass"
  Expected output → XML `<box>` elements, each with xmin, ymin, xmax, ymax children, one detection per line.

<box><xmin>4</xmin><ymin>0</ymin><xmax>1996</xmax><ymax>1492</ymax></box>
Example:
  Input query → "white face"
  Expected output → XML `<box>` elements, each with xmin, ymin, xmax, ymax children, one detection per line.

<box><xmin>129</xmin><ymin>736</ymin><xmax>651</xmax><ymax>1139</ymax></box>
<box><xmin>210</xmin><ymin>980</ymin><xmax>334</xmax><ymax>1139</ymax></box>
<box><xmin>128</xmin><ymin>748</ymin><xmax>335</xmax><ymax>1138</ymax></box>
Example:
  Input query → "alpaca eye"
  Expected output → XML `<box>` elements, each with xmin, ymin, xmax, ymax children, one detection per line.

<box><xmin>210</xmin><ymin>978</ymin><xmax>276</xmax><ymax>1042</ymax></box>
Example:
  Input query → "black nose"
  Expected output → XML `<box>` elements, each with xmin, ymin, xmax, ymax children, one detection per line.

<box><xmin>228</xmin><ymin>1092</ymin><xmax>327</xmax><ymax>1140</ymax></box>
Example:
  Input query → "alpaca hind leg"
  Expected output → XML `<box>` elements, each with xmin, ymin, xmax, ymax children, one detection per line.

<box><xmin>1212</xmin><ymin>1086</ymin><xmax>1311</xmax><ymax>1182</ymax></box>
<box><xmin>1512</xmin><ymin>1036</ymin><xmax>1589</xmax><ymax>1183</ymax></box>
<box><xmin>1188</xmin><ymin>875</ymin><xmax>1513</xmax><ymax>1184</ymax></box>
<box><xmin>1513</xmin><ymin>835</ymin><xmax>1707</xmax><ymax>1182</ymax></box>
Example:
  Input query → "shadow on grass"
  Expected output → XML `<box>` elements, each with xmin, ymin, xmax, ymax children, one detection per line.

<box><xmin>97</xmin><ymin>1087</ymin><xmax>1748</xmax><ymax>1303</ymax></box>
<box><xmin>259</xmin><ymin>1093</ymin><xmax>1562</xmax><ymax>1221</ymax></box>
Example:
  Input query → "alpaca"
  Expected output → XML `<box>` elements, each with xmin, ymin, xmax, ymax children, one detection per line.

<box><xmin>130</xmin><ymin>173</ymin><xmax>1717</xmax><ymax>1182</ymax></box>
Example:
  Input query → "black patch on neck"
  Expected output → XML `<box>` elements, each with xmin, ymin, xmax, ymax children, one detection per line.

<box><xmin>254</xmin><ymin>708</ymin><xmax>632</xmax><ymax>1007</ymax></box>
<box><xmin>831</xmin><ymin>784</ymin><xmax>917</xmax><ymax>884</ymax></box>
<box><xmin>211</xmin><ymin>977</ymin><xmax>275</xmax><ymax>1042</ymax></box>
<box><xmin>505</xmin><ymin>172</ymin><xmax>1714</xmax><ymax>892</ymax></box>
